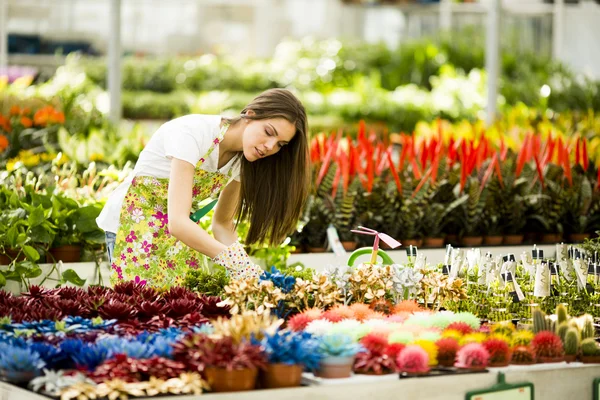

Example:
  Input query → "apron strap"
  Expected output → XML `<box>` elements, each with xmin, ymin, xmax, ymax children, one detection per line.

<box><xmin>189</xmin><ymin>198</ymin><xmax>218</xmax><ymax>223</ymax></box>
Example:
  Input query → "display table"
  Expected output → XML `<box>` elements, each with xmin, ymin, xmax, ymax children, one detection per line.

<box><xmin>1</xmin><ymin>362</ymin><xmax>598</xmax><ymax>400</ymax></box>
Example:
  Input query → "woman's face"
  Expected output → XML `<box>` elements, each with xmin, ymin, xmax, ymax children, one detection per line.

<box><xmin>242</xmin><ymin>114</ymin><xmax>296</xmax><ymax>162</ymax></box>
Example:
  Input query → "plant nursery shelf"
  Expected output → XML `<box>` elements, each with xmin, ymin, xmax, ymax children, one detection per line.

<box><xmin>1</xmin><ymin>363</ymin><xmax>599</xmax><ymax>400</ymax></box>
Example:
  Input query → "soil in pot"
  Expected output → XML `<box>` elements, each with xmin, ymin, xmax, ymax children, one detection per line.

<box><xmin>204</xmin><ymin>367</ymin><xmax>257</xmax><ymax>392</ymax></box>
<box><xmin>49</xmin><ymin>245</ymin><xmax>82</xmax><ymax>263</ymax></box>
<box><xmin>461</xmin><ymin>236</ymin><xmax>483</xmax><ymax>247</ymax></box>
<box><xmin>537</xmin><ymin>356</ymin><xmax>565</xmax><ymax>363</ymax></box>
<box><xmin>503</xmin><ymin>234</ymin><xmax>524</xmax><ymax>245</ymax></box>
<box><xmin>423</xmin><ymin>237</ymin><xmax>445</xmax><ymax>248</ymax></box>
<box><xmin>483</xmin><ymin>236</ymin><xmax>503</xmax><ymax>246</ymax></box>
<box><xmin>259</xmin><ymin>363</ymin><xmax>303</xmax><ymax>389</ymax></box>
<box><xmin>564</xmin><ymin>355</ymin><xmax>577</xmax><ymax>363</ymax></box>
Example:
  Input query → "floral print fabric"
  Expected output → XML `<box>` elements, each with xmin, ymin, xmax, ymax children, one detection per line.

<box><xmin>110</xmin><ymin>124</ymin><xmax>232</xmax><ymax>289</ymax></box>
<box><xmin>212</xmin><ymin>241</ymin><xmax>262</xmax><ymax>280</ymax></box>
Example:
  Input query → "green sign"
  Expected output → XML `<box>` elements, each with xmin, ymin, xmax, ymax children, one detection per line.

<box><xmin>593</xmin><ymin>378</ymin><xmax>600</xmax><ymax>400</ymax></box>
<box><xmin>466</xmin><ymin>373</ymin><xmax>534</xmax><ymax>400</ymax></box>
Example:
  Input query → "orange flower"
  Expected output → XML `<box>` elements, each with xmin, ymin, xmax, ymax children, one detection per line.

<box><xmin>0</xmin><ymin>115</ymin><xmax>11</xmax><ymax>133</ymax></box>
<box><xmin>33</xmin><ymin>107</ymin><xmax>49</xmax><ymax>127</ymax></box>
<box><xmin>9</xmin><ymin>105</ymin><xmax>20</xmax><ymax>116</ymax></box>
<box><xmin>20</xmin><ymin>116</ymin><xmax>33</xmax><ymax>128</ymax></box>
<box><xmin>21</xmin><ymin>107</ymin><xmax>31</xmax><ymax>116</ymax></box>
<box><xmin>0</xmin><ymin>134</ymin><xmax>9</xmax><ymax>152</ymax></box>
<box><xmin>50</xmin><ymin>110</ymin><xmax>65</xmax><ymax>124</ymax></box>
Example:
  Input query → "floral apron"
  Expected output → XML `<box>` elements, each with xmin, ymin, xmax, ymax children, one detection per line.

<box><xmin>110</xmin><ymin>124</ymin><xmax>234</xmax><ymax>289</ymax></box>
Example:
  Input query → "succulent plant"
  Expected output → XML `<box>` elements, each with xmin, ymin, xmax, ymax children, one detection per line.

<box><xmin>136</xmin><ymin>300</ymin><xmax>169</xmax><ymax>319</ymax></box>
<box><xmin>167</xmin><ymin>298</ymin><xmax>201</xmax><ymax>319</ymax></box>
<box><xmin>198</xmin><ymin>295</ymin><xmax>231</xmax><ymax>319</ymax></box>
<box><xmin>557</xmin><ymin>321</ymin><xmax>570</xmax><ymax>344</ymax></box>
<box><xmin>96</xmin><ymin>337</ymin><xmax>156</xmax><ymax>359</ymax></box>
<box><xmin>445</xmin><ymin>322</ymin><xmax>474</xmax><ymax>335</ymax></box>
<box><xmin>483</xmin><ymin>338</ymin><xmax>512</xmax><ymax>365</ymax></box>
<box><xmin>287</xmin><ymin>313</ymin><xmax>314</xmax><ymax>332</ymax></box>
<box><xmin>511</xmin><ymin>345</ymin><xmax>536</xmax><ymax>364</ymax></box>
<box><xmin>455</xmin><ymin>343</ymin><xmax>490</xmax><ymax>369</ymax></box>
<box><xmin>581</xmin><ymin>315</ymin><xmax>595</xmax><ymax>340</ymax></box>
<box><xmin>71</xmin><ymin>343</ymin><xmax>110</xmax><ymax>371</ymax></box>
<box><xmin>0</xmin><ymin>344</ymin><xmax>45</xmax><ymax>375</ymax></box>
<box><xmin>318</xmin><ymin>333</ymin><xmax>363</xmax><ymax>358</ymax></box>
<box><xmin>435</xmin><ymin>337</ymin><xmax>459</xmax><ymax>366</ymax></box>
<box><xmin>564</xmin><ymin>328</ymin><xmax>580</xmax><ymax>356</ymax></box>
<box><xmin>531</xmin><ymin>331</ymin><xmax>564</xmax><ymax>359</ymax></box>
<box><xmin>511</xmin><ymin>330</ymin><xmax>535</xmax><ymax>347</ymax></box>
<box><xmin>261</xmin><ymin>330</ymin><xmax>323</xmax><ymax>370</ymax></box>
<box><xmin>396</xmin><ymin>345</ymin><xmax>429</xmax><ymax>374</ymax></box>
<box><xmin>556</xmin><ymin>304</ymin><xmax>568</xmax><ymax>325</ymax></box>
<box><xmin>490</xmin><ymin>321</ymin><xmax>515</xmax><ymax>337</ymax></box>
<box><xmin>533</xmin><ymin>309</ymin><xmax>551</xmax><ymax>334</ymax></box>
<box><xmin>97</xmin><ymin>299</ymin><xmax>138</xmax><ymax>321</ymax></box>
<box><xmin>581</xmin><ymin>338</ymin><xmax>600</xmax><ymax>356</ymax></box>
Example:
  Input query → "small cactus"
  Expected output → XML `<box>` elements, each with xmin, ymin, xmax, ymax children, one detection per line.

<box><xmin>556</xmin><ymin>304</ymin><xmax>568</xmax><ymax>325</ymax></box>
<box><xmin>511</xmin><ymin>345</ymin><xmax>536</xmax><ymax>364</ymax></box>
<box><xmin>533</xmin><ymin>309</ymin><xmax>549</xmax><ymax>334</ymax></box>
<box><xmin>581</xmin><ymin>338</ymin><xmax>600</xmax><ymax>356</ymax></box>
<box><xmin>582</xmin><ymin>316</ymin><xmax>595</xmax><ymax>340</ymax></box>
<box><xmin>531</xmin><ymin>331</ymin><xmax>564</xmax><ymax>359</ymax></box>
<box><xmin>511</xmin><ymin>330</ymin><xmax>535</xmax><ymax>347</ymax></box>
<box><xmin>564</xmin><ymin>328</ymin><xmax>580</xmax><ymax>356</ymax></box>
<box><xmin>557</xmin><ymin>322</ymin><xmax>570</xmax><ymax>344</ymax></box>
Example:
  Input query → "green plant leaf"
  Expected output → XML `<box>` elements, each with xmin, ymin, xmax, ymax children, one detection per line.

<box><xmin>75</xmin><ymin>206</ymin><xmax>101</xmax><ymax>233</ymax></box>
<box><xmin>0</xmin><ymin>273</ymin><xmax>6</xmax><ymax>287</ymax></box>
<box><xmin>62</xmin><ymin>269</ymin><xmax>86</xmax><ymax>287</ymax></box>
<box><xmin>6</xmin><ymin>226</ymin><xmax>18</xmax><ymax>248</ymax></box>
<box><xmin>22</xmin><ymin>245</ymin><xmax>40</xmax><ymax>262</ymax></box>
<box><xmin>28</xmin><ymin>206</ymin><xmax>45</xmax><ymax>227</ymax></box>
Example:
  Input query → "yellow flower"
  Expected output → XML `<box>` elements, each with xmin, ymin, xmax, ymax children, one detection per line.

<box><xmin>90</xmin><ymin>152</ymin><xmax>105</xmax><ymax>161</ymax></box>
<box><xmin>413</xmin><ymin>339</ymin><xmax>438</xmax><ymax>366</ymax></box>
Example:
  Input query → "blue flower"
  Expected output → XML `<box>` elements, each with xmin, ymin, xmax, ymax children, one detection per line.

<box><xmin>29</xmin><ymin>342</ymin><xmax>65</xmax><ymax>369</ymax></box>
<box><xmin>0</xmin><ymin>345</ymin><xmax>45</xmax><ymax>373</ymax></box>
<box><xmin>261</xmin><ymin>330</ymin><xmax>323</xmax><ymax>370</ymax></box>
<box><xmin>96</xmin><ymin>337</ymin><xmax>155</xmax><ymax>359</ymax></box>
<box><xmin>71</xmin><ymin>344</ymin><xmax>110</xmax><ymax>371</ymax></box>
<box><xmin>192</xmin><ymin>324</ymin><xmax>214</xmax><ymax>335</ymax></box>
<box><xmin>260</xmin><ymin>267</ymin><xmax>296</xmax><ymax>293</ymax></box>
<box><xmin>318</xmin><ymin>334</ymin><xmax>363</xmax><ymax>358</ymax></box>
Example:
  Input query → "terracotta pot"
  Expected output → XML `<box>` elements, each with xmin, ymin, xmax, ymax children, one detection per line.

<box><xmin>49</xmin><ymin>245</ymin><xmax>82</xmax><ymax>263</ymax></box>
<box><xmin>569</xmin><ymin>233</ymin><xmax>590</xmax><ymax>243</ymax></box>
<box><xmin>564</xmin><ymin>354</ymin><xmax>577</xmax><ymax>363</ymax></box>
<box><xmin>503</xmin><ymin>234</ymin><xmax>524</xmax><ymax>245</ymax></box>
<box><xmin>341</xmin><ymin>241</ymin><xmax>358</xmax><ymax>252</ymax></box>
<box><xmin>423</xmin><ymin>237</ymin><xmax>445</xmax><ymax>248</ymax></box>
<box><xmin>315</xmin><ymin>356</ymin><xmax>354</xmax><ymax>379</ymax></box>
<box><xmin>483</xmin><ymin>236</ymin><xmax>503</xmax><ymax>246</ymax></box>
<box><xmin>540</xmin><ymin>233</ymin><xmax>562</xmax><ymax>244</ymax></box>
<box><xmin>488</xmin><ymin>360</ymin><xmax>510</xmax><ymax>367</ymax></box>
<box><xmin>4</xmin><ymin>249</ymin><xmax>26</xmax><ymax>263</ymax></box>
<box><xmin>537</xmin><ymin>356</ymin><xmax>565</xmax><ymax>363</ymax></box>
<box><xmin>580</xmin><ymin>355</ymin><xmax>600</xmax><ymax>364</ymax></box>
<box><xmin>445</xmin><ymin>234</ymin><xmax>459</xmax><ymax>245</ymax></box>
<box><xmin>461</xmin><ymin>236</ymin><xmax>483</xmax><ymax>247</ymax></box>
<box><xmin>455</xmin><ymin>365</ymin><xmax>487</xmax><ymax>371</ymax></box>
<box><xmin>204</xmin><ymin>367</ymin><xmax>257</xmax><ymax>392</ymax></box>
<box><xmin>307</xmin><ymin>246</ymin><xmax>327</xmax><ymax>253</ymax></box>
<box><xmin>511</xmin><ymin>360</ymin><xmax>536</xmax><ymax>366</ymax></box>
<box><xmin>437</xmin><ymin>359</ymin><xmax>455</xmax><ymax>367</ymax></box>
<box><xmin>291</xmin><ymin>245</ymin><xmax>304</xmax><ymax>254</ymax></box>
<box><xmin>259</xmin><ymin>363</ymin><xmax>303</xmax><ymax>389</ymax></box>
<box><xmin>402</xmin><ymin>370</ymin><xmax>430</xmax><ymax>377</ymax></box>
<box><xmin>402</xmin><ymin>239</ymin><xmax>422</xmax><ymax>247</ymax></box>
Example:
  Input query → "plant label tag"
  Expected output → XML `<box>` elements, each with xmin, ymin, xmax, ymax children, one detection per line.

<box><xmin>326</xmin><ymin>225</ymin><xmax>346</xmax><ymax>258</ymax></box>
<box><xmin>534</xmin><ymin>263</ymin><xmax>550</xmax><ymax>297</ymax></box>
<box><xmin>573</xmin><ymin>258</ymin><xmax>587</xmax><ymax>290</ymax></box>
<box><xmin>442</xmin><ymin>265</ymin><xmax>450</xmax><ymax>275</ymax></box>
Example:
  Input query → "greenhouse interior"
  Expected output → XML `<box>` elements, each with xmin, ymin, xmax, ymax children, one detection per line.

<box><xmin>1</xmin><ymin>0</ymin><xmax>600</xmax><ymax>399</ymax></box>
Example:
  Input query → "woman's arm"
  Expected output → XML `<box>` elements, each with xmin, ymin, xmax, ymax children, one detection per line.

<box><xmin>212</xmin><ymin>179</ymin><xmax>240</xmax><ymax>246</ymax></box>
<box><xmin>167</xmin><ymin>158</ymin><xmax>227</xmax><ymax>259</ymax></box>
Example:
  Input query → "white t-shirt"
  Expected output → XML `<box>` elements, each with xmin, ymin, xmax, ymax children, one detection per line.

<box><xmin>96</xmin><ymin>114</ymin><xmax>241</xmax><ymax>234</ymax></box>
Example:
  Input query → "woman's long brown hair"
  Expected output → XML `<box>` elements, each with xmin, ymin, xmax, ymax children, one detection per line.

<box><xmin>230</xmin><ymin>88</ymin><xmax>309</xmax><ymax>245</ymax></box>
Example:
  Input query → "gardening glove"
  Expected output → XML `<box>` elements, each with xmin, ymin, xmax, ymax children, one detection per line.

<box><xmin>212</xmin><ymin>241</ymin><xmax>262</xmax><ymax>280</ymax></box>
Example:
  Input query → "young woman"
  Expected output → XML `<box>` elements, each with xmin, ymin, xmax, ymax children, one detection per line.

<box><xmin>96</xmin><ymin>89</ymin><xmax>309</xmax><ymax>288</ymax></box>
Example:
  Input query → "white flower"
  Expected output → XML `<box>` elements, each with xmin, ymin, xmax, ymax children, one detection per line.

<box><xmin>305</xmin><ymin>319</ymin><xmax>333</xmax><ymax>336</ymax></box>
<box><xmin>131</xmin><ymin>208</ymin><xmax>145</xmax><ymax>223</ymax></box>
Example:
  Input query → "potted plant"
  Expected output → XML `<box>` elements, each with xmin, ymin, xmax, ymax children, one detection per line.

<box><xmin>531</xmin><ymin>331</ymin><xmax>564</xmax><ymax>363</ymax></box>
<box><xmin>315</xmin><ymin>333</ymin><xmax>363</xmax><ymax>379</ymax></box>
<box><xmin>173</xmin><ymin>334</ymin><xmax>266</xmax><ymax>392</ymax></box>
<box><xmin>580</xmin><ymin>338</ymin><xmax>600</xmax><ymax>363</ymax></box>
<box><xmin>482</xmin><ymin>338</ymin><xmax>512</xmax><ymax>367</ymax></box>
<box><xmin>435</xmin><ymin>337</ymin><xmax>459</xmax><ymax>367</ymax></box>
<box><xmin>510</xmin><ymin>345</ymin><xmax>536</xmax><ymax>365</ymax></box>
<box><xmin>421</xmin><ymin>185</ymin><xmax>468</xmax><ymax>248</ymax></box>
<box><xmin>0</xmin><ymin>345</ymin><xmax>45</xmax><ymax>383</ymax></box>
<box><xmin>563</xmin><ymin>327</ymin><xmax>580</xmax><ymax>363</ymax></box>
<box><xmin>333</xmin><ymin>183</ymin><xmax>360</xmax><ymax>251</ymax></box>
<box><xmin>259</xmin><ymin>330</ymin><xmax>322</xmax><ymax>388</ymax></box>
<box><xmin>457</xmin><ymin>178</ymin><xmax>486</xmax><ymax>247</ymax></box>
<box><xmin>353</xmin><ymin>333</ymin><xmax>397</xmax><ymax>375</ymax></box>
<box><xmin>303</xmin><ymin>196</ymin><xmax>333</xmax><ymax>252</ymax></box>
<box><xmin>454</xmin><ymin>343</ymin><xmax>489</xmax><ymax>371</ymax></box>
<box><xmin>528</xmin><ymin>165</ymin><xmax>566</xmax><ymax>244</ymax></box>
<box><xmin>396</xmin><ymin>345</ymin><xmax>430</xmax><ymax>375</ymax></box>
<box><xmin>563</xmin><ymin>168</ymin><xmax>596</xmax><ymax>243</ymax></box>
